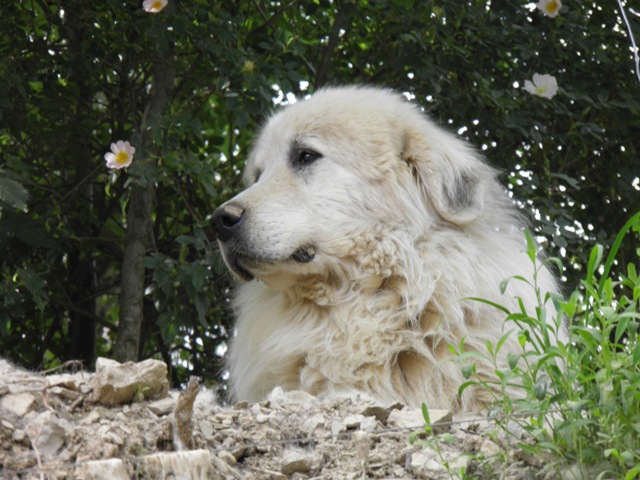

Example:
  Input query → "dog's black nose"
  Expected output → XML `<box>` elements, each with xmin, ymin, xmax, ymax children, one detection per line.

<box><xmin>212</xmin><ymin>203</ymin><xmax>245</xmax><ymax>242</ymax></box>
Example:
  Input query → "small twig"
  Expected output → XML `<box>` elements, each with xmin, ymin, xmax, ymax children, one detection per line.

<box><xmin>26</xmin><ymin>430</ymin><xmax>45</xmax><ymax>480</ymax></box>
<box><xmin>68</xmin><ymin>393</ymin><xmax>87</xmax><ymax>412</ymax></box>
<box><xmin>41</xmin><ymin>360</ymin><xmax>85</xmax><ymax>375</ymax></box>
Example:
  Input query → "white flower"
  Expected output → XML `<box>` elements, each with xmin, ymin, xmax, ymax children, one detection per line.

<box><xmin>142</xmin><ymin>0</ymin><xmax>168</xmax><ymax>13</ymax></box>
<box><xmin>536</xmin><ymin>0</ymin><xmax>561</xmax><ymax>18</ymax></box>
<box><xmin>104</xmin><ymin>140</ymin><xmax>135</xmax><ymax>169</ymax></box>
<box><xmin>523</xmin><ymin>73</ymin><xmax>559</xmax><ymax>99</ymax></box>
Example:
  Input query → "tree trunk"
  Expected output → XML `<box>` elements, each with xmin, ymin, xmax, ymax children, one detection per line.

<box><xmin>66</xmin><ymin>3</ymin><xmax>97</xmax><ymax>368</ymax></box>
<box><xmin>113</xmin><ymin>36</ymin><xmax>175</xmax><ymax>363</ymax></box>
<box><xmin>113</xmin><ymin>184</ymin><xmax>153</xmax><ymax>362</ymax></box>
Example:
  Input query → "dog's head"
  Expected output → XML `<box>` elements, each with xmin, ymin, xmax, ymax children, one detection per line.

<box><xmin>212</xmin><ymin>86</ymin><xmax>500</xmax><ymax>286</ymax></box>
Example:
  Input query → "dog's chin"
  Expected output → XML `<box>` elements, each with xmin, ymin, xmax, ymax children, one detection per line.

<box><xmin>228</xmin><ymin>256</ymin><xmax>256</xmax><ymax>282</ymax></box>
<box><xmin>224</xmin><ymin>246</ymin><xmax>316</xmax><ymax>283</ymax></box>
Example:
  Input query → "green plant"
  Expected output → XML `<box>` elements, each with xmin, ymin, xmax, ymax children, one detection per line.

<box><xmin>452</xmin><ymin>211</ymin><xmax>640</xmax><ymax>478</ymax></box>
<box><xmin>409</xmin><ymin>403</ymin><xmax>477</xmax><ymax>480</ymax></box>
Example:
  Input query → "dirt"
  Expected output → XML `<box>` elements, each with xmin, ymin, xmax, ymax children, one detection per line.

<box><xmin>0</xmin><ymin>358</ymin><xmax>569</xmax><ymax>479</ymax></box>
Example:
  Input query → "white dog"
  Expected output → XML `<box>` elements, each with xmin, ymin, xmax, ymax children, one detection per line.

<box><xmin>212</xmin><ymin>86</ymin><xmax>561</xmax><ymax>412</ymax></box>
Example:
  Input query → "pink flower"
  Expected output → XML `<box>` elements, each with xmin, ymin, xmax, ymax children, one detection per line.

<box><xmin>104</xmin><ymin>140</ymin><xmax>135</xmax><ymax>169</ymax></box>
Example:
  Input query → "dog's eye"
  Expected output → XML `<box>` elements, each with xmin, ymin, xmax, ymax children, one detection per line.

<box><xmin>295</xmin><ymin>149</ymin><xmax>322</xmax><ymax>166</ymax></box>
<box><xmin>254</xmin><ymin>170</ymin><xmax>262</xmax><ymax>183</ymax></box>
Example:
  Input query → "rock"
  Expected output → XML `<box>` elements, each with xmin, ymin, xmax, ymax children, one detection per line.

<box><xmin>256</xmin><ymin>413</ymin><xmax>269</xmax><ymax>423</ymax></box>
<box><xmin>24</xmin><ymin>411</ymin><xmax>72</xmax><ymax>457</ymax></box>
<box><xmin>12</xmin><ymin>428</ymin><xmax>26</xmax><ymax>442</ymax></box>
<box><xmin>387</xmin><ymin>408</ymin><xmax>452</xmax><ymax>431</ymax></box>
<box><xmin>409</xmin><ymin>449</ymin><xmax>444</xmax><ymax>474</ymax></box>
<box><xmin>218</xmin><ymin>449</ymin><xmax>237</xmax><ymax>465</ymax></box>
<box><xmin>91</xmin><ymin>357</ymin><xmax>169</xmax><ymax>405</ymax></box>
<box><xmin>360</xmin><ymin>415</ymin><xmax>378</xmax><ymax>432</ymax></box>
<box><xmin>450</xmin><ymin>454</ymin><xmax>470</xmax><ymax>472</ymax></box>
<box><xmin>268</xmin><ymin>387</ymin><xmax>318</xmax><ymax>407</ymax></box>
<box><xmin>0</xmin><ymin>358</ymin><xmax>14</xmax><ymax>374</ymax></box>
<box><xmin>0</xmin><ymin>392</ymin><xmax>37</xmax><ymax>417</ymax></box>
<box><xmin>344</xmin><ymin>414</ymin><xmax>365</xmax><ymax>429</ymax></box>
<box><xmin>233</xmin><ymin>400</ymin><xmax>249</xmax><ymax>409</ymax></box>
<box><xmin>250</xmin><ymin>402</ymin><xmax>262</xmax><ymax>415</ymax></box>
<box><xmin>49</xmin><ymin>386</ymin><xmax>81</xmax><ymax>401</ymax></box>
<box><xmin>303</xmin><ymin>413</ymin><xmax>325</xmax><ymax>433</ymax></box>
<box><xmin>105</xmin><ymin>431</ymin><xmax>124</xmax><ymax>446</ymax></box>
<box><xmin>331</xmin><ymin>419</ymin><xmax>346</xmax><ymax>438</ymax></box>
<box><xmin>199</xmin><ymin>419</ymin><xmax>214</xmax><ymax>437</ymax></box>
<box><xmin>139</xmin><ymin>450</ymin><xmax>211</xmax><ymax>479</ymax></box>
<box><xmin>281</xmin><ymin>449</ymin><xmax>313</xmax><ymax>475</ymax></box>
<box><xmin>148</xmin><ymin>397</ymin><xmax>175</xmax><ymax>416</ymax></box>
<box><xmin>360</xmin><ymin>403</ymin><xmax>401</xmax><ymax>423</ymax></box>
<box><xmin>351</xmin><ymin>430</ymin><xmax>372</xmax><ymax>461</ymax></box>
<box><xmin>47</xmin><ymin>372</ymin><xmax>86</xmax><ymax>390</ymax></box>
<box><xmin>80</xmin><ymin>409</ymin><xmax>102</xmax><ymax>425</ymax></box>
<box><xmin>76</xmin><ymin>458</ymin><xmax>129</xmax><ymax>480</ymax></box>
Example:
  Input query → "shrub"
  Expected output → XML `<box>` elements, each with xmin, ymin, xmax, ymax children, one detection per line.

<box><xmin>452</xmin><ymin>211</ymin><xmax>640</xmax><ymax>478</ymax></box>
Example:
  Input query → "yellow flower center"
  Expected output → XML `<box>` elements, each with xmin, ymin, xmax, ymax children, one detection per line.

<box><xmin>151</xmin><ymin>0</ymin><xmax>163</xmax><ymax>10</ymax></box>
<box><xmin>115</xmin><ymin>151</ymin><xmax>129</xmax><ymax>165</ymax></box>
<box><xmin>242</xmin><ymin>60</ymin><xmax>256</xmax><ymax>74</ymax></box>
<box><xmin>546</xmin><ymin>0</ymin><xmax>559</xmax><ymax>14</ymax></box>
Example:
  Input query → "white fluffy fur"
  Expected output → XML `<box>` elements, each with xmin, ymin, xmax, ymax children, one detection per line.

<box><xmin>216</xmin><ymin>86</ymin><xmax>563</xmax><ymax>412</ymax></box>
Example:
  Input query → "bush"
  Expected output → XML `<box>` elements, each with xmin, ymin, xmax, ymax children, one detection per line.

<box><xmin>452</xmin><ymin>211</ymin><xmax>640</xmax><ymax>478</ymax></box>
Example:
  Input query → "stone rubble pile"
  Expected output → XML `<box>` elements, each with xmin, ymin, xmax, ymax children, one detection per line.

<box><xmin>0</xmin><ymin>358</ymin><xmax>552</xmax><ymax>479</ymax></box>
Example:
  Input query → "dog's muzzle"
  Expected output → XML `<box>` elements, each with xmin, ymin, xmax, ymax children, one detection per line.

<box><xmin>212</xmin><ymin>203</ymin><xmax>316</xmax><ymax>276</ymax></box>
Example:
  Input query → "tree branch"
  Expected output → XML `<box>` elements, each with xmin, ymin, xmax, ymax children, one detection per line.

<box><xmin>315</xmin><ymin>8</ymin><xmax>346</xmax><ymax>89</ymax></box>
<box><xmin>113</xmin><ymin>4</ymin><xmax>176</xmax><ymax>363</ymax></box>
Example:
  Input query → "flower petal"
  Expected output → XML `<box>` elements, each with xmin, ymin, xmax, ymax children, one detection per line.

<box><xmin>523</xmin><ymin>80</ymin><xmax>536</xmax><ymax>94</ymax></box>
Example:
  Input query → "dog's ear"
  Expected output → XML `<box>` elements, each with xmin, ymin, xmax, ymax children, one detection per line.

<box><xmin>401</xmin><ymin>123</ymin><xmax>489</xmax><ymax>225</ymax></box>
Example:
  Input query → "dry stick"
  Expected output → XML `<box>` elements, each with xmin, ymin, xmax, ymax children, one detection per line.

<box><xmin>41</xmin><ymin>360</ymin><xmax>85</xmax><ymax>375</ymax></box>
<box><xmin>26</xmin><ymin>429</ymin><xmax>45</xmax><ymax>480</ymax></box>
<box><xmin>68</xmin><ymin>393</ymin><xmax>86</xmax><ymax>412</ymax></box>
<box><xmin>172</xmin><ymin>376</ymin><xmax>201</xmax><ymax>451</ymax></box>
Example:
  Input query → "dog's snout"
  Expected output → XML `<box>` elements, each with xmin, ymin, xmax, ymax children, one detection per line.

<box><xmin>212</xmin><ymin>203</ymin><xmax>245</xmax><ymax>242</ymax></box>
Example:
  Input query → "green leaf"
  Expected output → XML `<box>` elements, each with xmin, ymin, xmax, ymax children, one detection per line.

<box><xmin>194</xmin><ymin>293</ymin><xmax>209</xmax><ymax>327</ymax></box>
<box><xmin>0</xmin><ymin>175</ymin><xmax>29</xmax><ymax>210</ymax></box>
<box><xmin>625</xmin><ymin>466</ymin><xmax>640</xmax><ymax>480</ymax></box>
<box><xmin>533</xmin><ymin>375</ymin><xmax>549</xmax><ymax>400</ymax></box>
<box><xmin>465</xmin><ymin>297</ymin><xmax>511</xmax><ymax>314</ymax></box>
<box><xmin>499</xmin><ymin>277</ymin><xmax>511</xmax><ymax>294</ymax></box>
<box><xmin>16</xmin><ymin>267</ymin><xmax>48</xmax><ymax>311</ymax></box>
<box><xmin>421</xmin><ymin>402</ymin><xmax>431</xmax><ymax>427</ymax></box>
<box><xmin>191</xmin><ymin>265</ymin><xmax>207</xmax><ymax>291</ymax></box>
<box><xmin>586</xmin><ymin>244</ymin><xmax>603</xmax><ymax>282</ymax></box>
<box><xmin>524</xmin><ymin>230</ymin><xmax>537</xmax><ymax>263</ymax></box>
<box><xmin>507</xmin><ymin>352</ymin><xmax>520</xmax><ymax>370</ymax></box>
<box><xmin>176</xmin><ymin>235</ymin><xmax>197</xmax><ymax>246</ymax></box>
<box><xmin>461</xmin><ymin>363</ymin><xmax>476</xmax><ymax>379</ymax></box>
